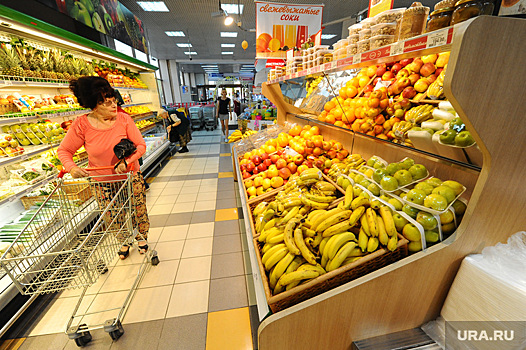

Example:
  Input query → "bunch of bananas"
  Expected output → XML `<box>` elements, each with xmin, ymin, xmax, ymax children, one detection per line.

<box><xmin>253</xmin><ymin>168</ymin><xmax>402</xmax><ymax>296</ymax></box>
<box><xmin>428</xmin><ymin>66</ymin><xmax>446</xmax><ymax>100</ymax></box>
<box><xmin>392</xmin><ymin>120</ymin><xmax>415</xmax><ymax>140</ymax></box>
<box><xmin>228</xmin><ymin>129</ymin><xmax>257</xmax><ymax>143</ymax></box>
<box><xmin>306</xmin><ymin>76</ymin><xmax>323</xmax><ymax>97</ymax></box>
<box><xmin>404</xmin><ymin>104</ymin><xmax>436</xmax><ymax>124</ymax></box>
<box><xmin>326</xmin><ymin>154</ymin><xmax>365</xmax><ymax>180</ymax></box>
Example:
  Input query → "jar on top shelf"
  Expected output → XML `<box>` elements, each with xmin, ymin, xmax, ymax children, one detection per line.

<box><xmin>451</xmin><ymin>0</ymin><xmax>482</xmax><ymax>25</ymax></box>
<box><xmin>427</xmin><ymin>7</ymin><xmax>454</xmax><ymax>32</ymax></box>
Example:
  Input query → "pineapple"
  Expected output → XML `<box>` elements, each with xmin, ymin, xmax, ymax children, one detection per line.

<box><xmin>0</xmin><ymin>45</ymin><xmax>24</xmax><ymax>77</ymax></box>
<box><xmin>56</xmin><ymin>72</ymin><xmax>65</xmax><ymax>80</ymax></box>
<box><xmin>63</xmin><ymin>72</ymin><xmax>71</xmax><ymax>80</ymax></box>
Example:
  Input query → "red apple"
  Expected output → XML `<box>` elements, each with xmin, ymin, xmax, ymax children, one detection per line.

<box><xmin>275</xmin><ymin>158</ymin><xmax>287</xmax><ymax>169</ymax></box>
<box><xmin>426</xmin><ymin>74</ymin><xmax>437</xmax><ymax>84</ymax></box>
<box><xmin>260</xmin><ymin>152</ymin><xmax>269</xmax><ymax>161</ymax></box>
<box><xmin>263</xmin><ymin>158</ymin><xmax>272</xmax><ymax>167</ymax></box>
<box><xmin>420</xmin><ymin>62</ymin><xmax>436</xmax><ymax>77</ymax></box>
<box><xmin>363</xmin><ymin>85</ymin><xmax>374</xmax><ymax>93</ymax></box>
<box><xmin>307</xmin><ymin>155</ymin><xmax>317</xmax><ymax>162</ymax></box>
<box><xmin>323</xmin><ymin>168</ymin><xmax>330</xmax><ymax>175</ymax></box>
<box><xmin>278</xmin><ymin>167</ymin><xmax>292</xmax><ymax>179</ymax></box>
<box><xmin>399</xmin><ymin>58</ymin><xmax>413</xmax><ymax>67</ymax></box>
<box><xmin>313</xmin><ymin>138</ymin><xmax>323</xmax><ymax>148</ymax></box>
<box><xmin>305</xmin><ymin>147</ymin><xmax>313</xmax><ymax>155</ymax></box>
<box><xmin>407</xmin><ymin>58</ymin><xmax>424</xmax><ymax>73</ymax></box>
<box><xmin>340</xmin><ymin>149</ymin><xmax>349</xmax><ymax>158</ymax></box>
<box><xmin>408</xmin><ymin>73</ymin><xmax>420</xmax><ymax>85</ymax></box>
<box><xmin>399</xmin><ymin>98</ymin><xmax>411</xmax><ymax>110</ymax></box>
<box><xmin>314</xmin><ymin>159</ymin><xmax>325</xmax><ymax>169</ymax></box>
<box><xmin>257</xmin><ymin>163</ymin><xmax>267</xmax><ymax>172</ymax></box>
<box><xmin>297</xmin><ymin>164</ymin><xmax>309</xmax><ymax>174</ymax></box>
<box><xmin>333</xmin><ymin>141</ymin><xmax>343</xmax><ymax>151</ymax></box>
<box><xmin>276</xmin><ymin>149</ymin><xmax>285</xmax><ymax>156</ymax></box>
<box><xmin>251</xmin><ymin>155</ymin><xmax>262</xmax><ymax>166</ymax></box>
<box><xmin>373</xmin><ymin>77</ymin><xmax>382</xmax><ymax>86</ymax></box>
<box><xmin>327</xmin><ymin>149</ymin><xmax>337</xmax><ymax>159</ymax></box>
<box><xmin>246</xmin><ymin>162</ymin><xmax>255</xmax><ymax>173</ymax></box>
<box><xmin>376</xmin><ymin>64</ymin><xmax>387</xmax><ymax>77</ymax></box>
<box><xmin>363</xmin><ymin>92</ymin><xmax>371</xmax><ymax>98</ymax></box>
<box><xmin>414</xmin><ymin>78</ymin><xmax>430</xmax><ymax>92</ymax></box>
<box><xmin>321</xmin><ymin>142</ymin><xmax>331</xmax><ymax>151</ymax></box>
<box><xmin>252</xmin><ymin>167</ymin><xmax>260</xmax><ymax>175</ymax></box>
<box><xmin>305</xmin><ymin>140</ymin><xmax>315</xmax><ymax>148</ymax></box>
<box><xmin>242</xmin><ymin>171</ymin><xmax>251</xmax><ymax>179</ymax></box>
<box><xmin>435</xmin><ymin>68</ymin><xmax>444</xmax><ymax>77</ymax></box>
<box><xmin>293</xmin><ymin>154</ymin><xmax>304</xmax><ymax>165</ymax></box>
<box><xmin>286</xmin><ymin>162</ymin><xmax>298</xmax><ymax>174</ymax></box>
<box><xmin>240</xmin><ymin>164</ymin><xmax>247</xmax><ymax>172</ymax></box>
<box><xmin>270</xmin><ymin>154</ymin><xmax>280</xmax><ymax>164</ymax></box>
<box><xmin>402</xmin><ymin>86</ymin><xmax>417</xmax><ymax>99</ymax></box>
<box><xmin>382</xmin><ymin>71</ymin><xmax>395</xmax><ymax>81</ymax></box>
<box><xmin>391</xmin><ymin>63</ymin><xmax>402</xmax><ymax>74</ymax></box>
<box><xmin>397</xmin><ymin>77</ymin><xmax>411</xmax><ymax>89</ymax></box>
<box><xmin>295</xmin><ymin>145</ymin><xmax>305</xmax><ymax>155</ymax></box>
<box><xmin>396</xmin><ymin>68</ymin><xmax>410</xmax><ymax>79</ymax></box>
<box><xmin>304</xmin><ymin>160</ymin><xmax>313</xmax><ymax>168</ymax></box>
<box><xmin>336</xmin><ymin>152</ymin><xmax>346</xmax><ymax>160</ymax></box>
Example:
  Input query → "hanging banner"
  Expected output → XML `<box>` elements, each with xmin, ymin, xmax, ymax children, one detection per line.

<box><xmin>368</xmin><ymin>0</ymin><xmax>395</xmax><ymax>18</ymax></box>
<box><xmin>255</xmin><ymin>1</ymin><xmax>324</xmax><ymax>59</ymax></box>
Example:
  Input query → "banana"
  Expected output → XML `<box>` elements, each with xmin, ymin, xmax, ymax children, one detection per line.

<box><xmin>302</xmin><ymin>227</ymin><xmax>317</xmax><ymax>237</ymax></box>
<box><xmin>322</xmin><ymin>220</ymin><xmax>353</xmax><ymax>238</ymax></box>
<box><xmin>316</xmin><ymin>210</ymin><xmax>352</xmax><ymax>233</ymax></box>
<box><xmin>261</xmin><ymin>243</ymin><xmax>275</xmax><ymax>255</ymax></box>
<box><xmin>319</xmin><ymin>237</ymin><xmax>330</xmax><ymax>257</ymax></box>
<box><xmin>300</xmin><ymin>168</ymin><xmax>322</xmax><ymax>176</ymax></box>
<box><xmin>327</xmin><ymin>232</ymin><xmax>357</xmax><ymax>260</ymax></box>
<box><xmin>351</xmin><ymin>196</ymin><xmax>370</xmax><ymax>210</ymax></box>
<box><xmin>296</xmin><ymin>178</ymin><xmax>319</xmax><ymax>187</ymax></box>
<box><xmin>284</xmin><ymin>218</ymin><xmax>301</xmax><ymax>255</ymax></box>
<box><xmin>282</xmin><ymin>198</ymin><xmax>303</xmax><ymax>209</ymax></box>
<box><xmin>284</xmin><ymin>280</ymin><xmax>301</xmax><ymax>292</ymax></box>
<box><xmin>256</xmin><ymin>209</ymin><xmax>275</xmax><ymax>233</ymax></box>
<box><xmin>286</xmin><ymin>256</ymin><xmax>305</xmax><ymax>274</ymax></box>
<box><xmin>281</xmin><ymin>206</ymin><xmax>300</xmax><ymax>225</ymax></box>
<box><xmin>337</xmin><ymin>201</ymin><xmax>345</xmax><ymax>210</ymax></box>
<box><xmin>311</xmin><ymin>208</ymin><xmax>341</xmax><ymax>231</ymax></box>
<box><xmin>379</xmin><ymin>206</ymin><xmax>397</xmax><ymax>237</ymax></box>
<box><xmin>387</xmin><ymin>234</ymin><xmax>398</xmax><ymax>251</ymax></box>
<box><xmin>299</xmin><ymin>206</ymin><xmax>310</xmax><ymax>216</ymax></box>
<box><xmin>264</xmin><ymin>246</ymin><xmax>289</xmax><ymax>270</ymax></box>
<box><xmin>348</xmin><ymin>247</ymin><xmax>365</xmax><ymax>257</ymax></box>
<box><xmin>302</xmin><ymin>220</ymin><xmax>312</xmax><ymax>229</ymax></box>
<box><xmin>269</xmin><ymin>252</ymin><xmax>295</xmax><ymax>289</ymax></box>
<box><xmin>265</xmin><ymin>227</ymin><xmax>284</xmax><ymax>243</ymax></box>
<box><xmin>253</xmin><ymin>202</ymin><xmax>268</xmax><ymax>216</ymax></box>
<box><xmin>299</xmin><ymin>170</ymin><xmax>322</xmax><ymax>182</ymax></box>
<box><xmin>360</xmin><ymin>214</ymin><xmax>371</xmax><ymax>236</ymax></box>
<box><xmin>378</xmin><ymin>216</ymin><xmax>389</xmax><ymax>246</ymax></box>
<box><xmin>294</xmin><ymin>227</ymin><xmax>317</xmax><ymax>264</ymax></box>
<box><xmin>343</xmin><ymin>185</ymin><xmax>354</xmax><ymax>210</ymax></box>
<box><xmin>307</xmin><ymin>209</ymin><xmax>326</xmax><ymax>221</ymax></box>
<box><xmin>261</xmin><ymin>243</ymin><xmax>286</xmax><ymax>266</ymax></box>
<box><xmin>297</xmin><ymin>263</ymin><xmax>326</xmax><ymax>275</ymax></box>
<box><xmin>358</xmin><ymin>228</ymin><xmax>368</xmax><ymax>252</ymax></box>
<box><xmin>311</xmin><ymin>232</ymin><xmax>323</xmax><ymax>248</ymax></box>
<box><xmin>348</xmin><ymin>206</ymin><xmax>366</xmax><ymax>227</ymax></box>
<box><xmin>327</xmin><ymin>241</ymin><xmax>358</xmax><ymax>272</ymax></box>
<box><xmin>277</xmin><ymin>269</ymin><xmax>320</xmax><ymax>286</ymax></box>
<box><xmin>268</xmin><ymin>233</ymin><xmax>285</xmax><ymax>244</ymax></box>
<box><xmin>304</xmin><ymin>192</ymin><xmax>336</xmax><ymax>203</ymax></box>
<box><xmin>263</xmin><ymin>218</ymin><xmax>278</xmax><ymax>231</ymax></box>
<box><xmin>301</xmin><ymin>196</ymin><xmax>330</xmax><ymax>210</ymax></box>
<box><xmin>367</xmin><ymin>237</ymin><xmax>379</xmax><ymax>253</ymax></box>
<box><xmin>365</xmin><ymin>208</ymin><xmax>379</xmax><ymax>237</ymax></box>
<box><xmin>342</xmin><ymin>256</ymin><xmax>362</xmax><ymax>266</ymax></box>
<box><xmin>314</xmin><ymin>181</ymin><xmax>336</xmax><ymax>192</ymax></box>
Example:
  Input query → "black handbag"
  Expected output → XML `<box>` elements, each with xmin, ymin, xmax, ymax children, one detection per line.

<box><xmin>113</xmin><ymin>138</ymin><xmax>136</xmax><ymax>169</ymax></box>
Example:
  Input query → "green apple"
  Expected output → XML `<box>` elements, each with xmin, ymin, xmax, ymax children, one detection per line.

<box><xmin>359</xmin><ymin>179</ymin><xmax>371</xmax><ymax>189</ymax></box>
<box><xmin>367</xmin><ymin>183</ymin><xmax>381</xmax><ymax>196</ymax></box>
<box><xmin>423</xmin><ymin>128</ymin><xmax>435</xmax><ymax>135</ymax></box>
<box><xmin>408</xmin><ymin>240</ymin><xmax>423</xmax><ymax>252</ymax></box>
<box><xmin>380</xmin><ymin>176</ymin><xmax>399</xmax><ymax>191</ymax></box>
<box><xmin>394</xmin><ymin>169</ymin><xmax>413</xmax><ymax>186</ymax></box>
<box><xmin>354</xmin><ymin>174</ymin><xmax>365</xmax><ymax>184</ymax></box>
<box><xmin>449</xmin><ymin>117</ymin><xmax>465</xmax><ymax>132</ymax></box>
<box><xmin>439</xmin><ymin>210</ymin><xmax>455</xmax><ymax>225</ymax></box>
<box><xmin>1</xmin><ymin>126</ymin><xmax>9</xmax><ymax>133</ymax></box>
<box><xmin>10</xmin><ymin>125</ymin><xmax>20</xmax><ymax>133</ymax></box>
<box><xmin>38</xmin><ymin>124</ymin><xmax>46</xmax><ymax>132</ymax></box>
<box><xmin>366</xmin><ymin>157</ymin><xmax>377</xmax><ymax>167</ymax></box>
<box><xmin>36</xmin><ymin>132</ymin><xmax>45</xmax><ymax>138</ymax></box>
<box><xmin>388</xmin><ymin>198</ymin><xmax>403</xmax><ymax>211</ymax></box>
<box><xmin>454</xmin><ymin>131</ymin><xmax>475</xmax><ymax>147</ymax></box>
<box><xmin>0</xmin><ymin>140</ymin><xmax>8</xmax><ymax>148</ymax></box>
<box><xmin>359</xmin><ymin>191</ymin><xmax>370</xmax><ymax>199</ymax></box>
<box><xmin>414</xmin><ymin>182</ymin><xmax>434</xmax><ymax>195</ymax></box>
<box><xmin>425</xmin><ymin>177</ymin><xmax>443</xmax><ymax>188</ymax></box>
<box><xmin>341</xmin><ymin>178</ymin><xmax>351</xmax><ymax>191</ymax></box>
<box><xmin>424</xmin><ymin>194</ymin><xmax>448</xmax><ymax>211</ymax></box>
<box><xmin>372</xmin><ymin>168</ymin><xmax>387</xmax><ymax>183</ymax></box>
<box><xmin>380</xmin><ymin>195</ymin><xmax>390</xmax><ymax>202</ymax></box>
<box><xmin>425</xmin><ymin>230</ymin><xmax>439</xmax><ymax>243</ymax></box>
<box><xmin>416</xmin><ymin>211</ymin><xmax>438</xmax><ymax>230</ymax></box>
<box><xmin>373</xmin><ymin>162</ymin><xmax>385</xmax><ymax>169</ymax></box>
<box><xmin>432</xmin><ymin>185</ymin><xmax>456</xmax><ymax>203</ymax></box>
<box><xmin>30</xmin><ymin>125</ymin><xmax>39</xmax><ymax>132</ymax></box>
<box><xmin>439</xmin><ymin>129</ymin><xmax>457</xmax><ymax>144</ymax></box>
<box><xmin>408</xmin><ymin>164</ymin><xmax>428</xmax><ymax>180</ymax></box>
<box><xmin>385</xmin><ymin>163</ymin><xmax>401</xmax><ymax>176</ymax></box>
<box><xmin>20</xmin><ymin>124</ymin><xmax>29</xmax><ymax>132</ymax></box>
<box><xmin>400</xmin><ymin>158</ymin><xmax>415</xmax><ymax>170</ymax></box>
<box><xmin>393</xmin><ymin>213</ymin><xmax>409</xmax><ymax>232</ymax></box>
<box><xmin>451</xmin><ymin>200</ymin><xmax>467</xmax><ymax>216</ymax></box>
<box><xmin>370</xmin><ymin>199</ymin><xmax>382</xmax><ymax>209</ymax></box>
<box><xmin>20</xmin><ymin>139</ymin><xmax>31</xmax><ymax>146</ymax></box>
<box><xmin>442</xmin><ymin>222</ymin><xmax>456</xmax><ymax>234</ymax></box>
<box><xmin>348</xmin><ymin>172</ymin><xmax>356</xmax><ymax>181</ymax></box>
<box><xmin>402</xmin><ymin>204</ymin><xmax>419</xmax><ymax>218</ymax></box>
<box><xmin>441</xmin><ymin>180</ymin><xmax>464</xmax><ymax>196</ymax></box>
<box><xmin>32</xmin><ymin>138</ymin><xmax>41</xmax><ymax>145</ymax></box>
<box><xmin>406</xmin><ymin>189</ymin><xmax>427</xmax><ymax>205</ymax></box>
<box><xmin>15</xmin><ymin>132</ymin><xmax>25</xmax><ymax>139</ymax></box>
<box><xmin>403</xmin><ymin>223</ymin><xmax>422</xmax><ymax>242</ymax></box>
<box><xmin>352</xmin><ymin>185</ymin><xmax>363</xmax><ymax>197</ymax></box>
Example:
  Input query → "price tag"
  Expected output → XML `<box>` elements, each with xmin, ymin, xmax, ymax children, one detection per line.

<box><xmin>21</xmin><ymin>155</ymin><xmax>28</xmax><ymax>161</ymax></box>
<box><xmin>8</xmin><ymin>195</ymin><xmax>16</xmax><ymax>202</ymax></box>
<box><xmin>390</xmin><ymin>42</ymin><xmax>404</xmax><ymax>56</ymax></box>
<box><xmin>307</xmin><ymin>68</ymin><xmax>313</xmax><ymax>75</ymax></box>
<box><xmin>331</xmin><ymin>61</ymin><xmax>337</xmax><ymax>69</ymax></box>
<box><xmin>2</xmin><ymin>80</ymin><xmax>13</xmax><ymax>87</ymax></box>
<box><xmin>353</xmin><ymin>54</ymin><xmax>361</xmax><ymax>64</ymax></box>
<box><xmin>19</xmin><ymin>117</ymin><xmax>27</xmax><ymax>123</ymax></box>
<box><xmin>427</xmin><ymin>29</ymin><xmax>448</xmax><ymax>48</ymax></box>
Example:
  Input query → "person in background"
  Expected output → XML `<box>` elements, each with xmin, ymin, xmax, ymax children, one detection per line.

<box><xmin>57</xmin><ymin>76</ymin><xmax>150</xmax><ymax>259</ymax></box>
<box><xmin>159</xmin><ymin>109</ymin><xmax>190</xmax><ymax>153</ymax></box>
<box><xmin>233</xmin><ymin>92</ymin><xmax>241</xmax><ymax>119</ymax></box>
<box><xmin>216</xmin><ymin>88</ymin><xmax>231</xmax><ymax>142</ymax></box>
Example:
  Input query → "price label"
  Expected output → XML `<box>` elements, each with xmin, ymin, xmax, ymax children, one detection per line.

<box><xmin>2</xmin><ymin>80</ymin><xmax>13</xmax><ymax>87</ymax></box>
<box><xmin>19</xmin><ymin>117</ymin><xmax>27</xmax><ymax>123</ymax></box>
<box><xmin>8</xmin><ymin>195</ymin><xmax>16</xmax><ymax>202</ymax></box>
<box><xmin>390</xmin><ymin>42</ymin><xmax>404</xmax><ymax>56</ymax></box>
<box><xmin>427</xmin><ymin>29</ymin><xmax>448</xmax><ymax>48</ymax></box>
<box><xmin>307</xmin><ymin>68</ymin><xmax>313</xmax><ymax>75</ymax></box>
<box><xmin>21</xmin><ymin>155</ymin><xmax>28</xmax><ymax>161</ymax></box>
<box><xmin>353</xmin><ymin>54</ymin><xmax>361</xmax><ymax>64</ymax></box>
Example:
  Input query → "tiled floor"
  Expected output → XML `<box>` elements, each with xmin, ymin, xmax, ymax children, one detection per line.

<box><xmin>3</xmin><ymin>129</ymin><xmax>259</xmax><ymax>350</ymax></box>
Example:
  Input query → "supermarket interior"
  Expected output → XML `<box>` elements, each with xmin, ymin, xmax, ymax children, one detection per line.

<box><xmin>0</xmin><ymin>0</ymin><xmax>525</xmax><ymax>349</ymax></box>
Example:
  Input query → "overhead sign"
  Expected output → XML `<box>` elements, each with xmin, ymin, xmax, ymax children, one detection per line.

<box><xmin>255</xmin><ymin>1</ymin><xmax>324</xmax><ymax>59</ymax></box>
<box><xmin>368</xmin><ymin>0</ymin><xmax>395</xmax><ymax>18</ymax></box>
<box><xmin>266</xmin><ymin>59</ymin><xmax>286</xmax><ymax>68</ymax></box>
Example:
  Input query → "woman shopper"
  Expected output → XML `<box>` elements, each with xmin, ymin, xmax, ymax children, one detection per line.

<box><xmin>57</xmin><ymin>76</ymin><xmax>149</xmax><ymax>260</ymax></box>
<box><xmin>216</xmin><ymin>88</ymin><xmax>231</xmax><ymax>142</ymax></box>
<box><xmin>159</xmin><ymin>109</ymin><xmax>191</xmax><ymax>153</ymax></box>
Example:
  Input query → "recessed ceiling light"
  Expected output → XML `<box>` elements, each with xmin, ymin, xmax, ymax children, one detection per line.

<box><xmin>184</xmin><ymin>51</ymin><xmax>197</xmax><ymax>55</ymax></box>
<box><xmin>165</xmin><ymin>31</ymin><xmax>185</xmax><ymax>37</ymax></box>
<box><xmin>220</xmin><ymin>32</ymin><xmax>238</xmax><ymax>38</ymax></box>
<box><xmin>202</xmin><ymin>65</ymin><xmax>218</xmax><ymax>67</ymax></box>
<box><xmin>221</xmin><ymin>52</ymin><xmax>234</xmax><ymax>55</ymax></box>
<box><xmin>321</xmin><ymin>34</ymin><xmax>337</xmax><ymax>39</ymax></box>
<box><xmin>221</xmin><ymin>4</ymin><xmax>244</xmax><ymax>14</ymax></box>
<box><xmin>221</xmin><ymin>44</ymin><xmax>235</xmax><ymax>48</ymax></box>
<box><xmin>176</xmin><ymin>43</ymin><xmax>192</xmax><ymax>47</ymax></box>
<box><xmin>137</xmin><ymin>1</ymin><xmax>169</xmax><ymax>12</ymax></box>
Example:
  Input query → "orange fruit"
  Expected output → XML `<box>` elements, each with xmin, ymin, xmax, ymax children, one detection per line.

<box><xmin>310</xmin><ymin>125</ymin><xmax>320</xmax><ymax>135</ymax></box>
<box><xmin>359</xmin><ymin>76</ymin><xmax>370</xmax><ymax>88</ymax></box>
<box><xmin>289</xmin><ymin>125</ymin><xmax>302</xmax><ymax>136</ymax></box>
<box><xmin>324</xmin><ymin>100</ymin><xmax>336</xmax><ymax>112</ymax></box>
<box><xmin>304</xmin><ymin>131</ymin><xmax>313</xmax><ymax>140</ymax></box>
<box><xmin>334</xmin><ymin>121</ymin><xmax>344</xmax><ymax>127</ymax></box>
<box><xmin>342</xmin><ymin>111</ymin><xmax>355</xmax><ymax>124</ymax></box>
<box><xmin>346</xmin><ymin>86</ymin><xmax>358</xmax><ymax>98</ymax></box>
<box><xmin>339</xmin><ymin>87</ymin><xmax>347</xmax><ymax>99</ymax></box>
<box><xmin>318</xmin><ymin>115</ymin><xmax>326</xmax><ymax>123</ymax></box>
<box><xmin>268</xmin><ymin>138</ymin><xmax>277</xmax><ymax>147</ymax></box>
<box><xmin>320</xmin><ymin>110</ymin><xmax>328</xmax><ymax>118</ymax></box>
<box><xmin>303</xmin><ymin>124</ymin><xmax>312</xmax><ymax>131</ymax></box>
<box><xmin>333</xmin><ymin>108</ymin><xmax>343</xmax><ymax>121</ymax></box>
<box><xmin>325</xmin><ymin>114</ymin><xmax>336</xmax><ymax>124</ymax></box>
<box><xmin>347</xmin><ymin>78</ymin><xmax>360</xmax><ymax>88</ymax></box>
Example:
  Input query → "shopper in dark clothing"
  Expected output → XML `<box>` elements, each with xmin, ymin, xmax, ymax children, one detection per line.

<box><xmin>216</xmin><ymin>88</ymin><xmax>231</xmax><ymax>142</ymax></box>
<box><xmin>159</xmin><ymin>109</ymin><xmax>191</xmax><ymax>153</ymax></box>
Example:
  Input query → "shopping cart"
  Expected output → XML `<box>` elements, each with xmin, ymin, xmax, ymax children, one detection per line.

<box><xmin>0</xmin><ymin>165</ymin><xmax>159</xmax><ymax>347</ymax></box>
<box><xmin>188</xmin><ymin>106</ymin><xmax>204</xmax><ymax>130</ymax></box>
<box><xmin>203</xmin><ymin>105</ymin><xmax>217</xmax><ymax>131</ymax></box>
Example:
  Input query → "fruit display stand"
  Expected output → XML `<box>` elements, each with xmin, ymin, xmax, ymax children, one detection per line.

<box><xmin>234</xmin><ymin>16</ymin><xmax>526</xmax><ymax>349</ymax></box>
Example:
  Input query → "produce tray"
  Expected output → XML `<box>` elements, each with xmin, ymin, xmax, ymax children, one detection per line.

<box><xmin>20</xmin><ymin>182</ymin><xmax>91</xmax><ymax>210</ymax></box>
<box><xmin>253</xmin><ymin>234</ymin><xmax>409</xmax><ymax>313</ymax></box>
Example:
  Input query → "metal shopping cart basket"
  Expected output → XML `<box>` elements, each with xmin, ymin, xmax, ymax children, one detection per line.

<box><xmin>0</xmin><ymin>165</ymin><xmax>159</xmax><ymax>347</ymax></box>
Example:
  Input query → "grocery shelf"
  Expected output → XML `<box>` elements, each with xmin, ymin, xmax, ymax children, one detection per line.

<box><xmin>132</xmin><ymin>113</ymin><xmax>155</xmax><ymax>122</ymax></box>
<box><xmin>122</xmin><ymin>102</ymin><xmax>151</xmax><ymax>108</ymax></box>
<box><xmin>139</xmin><ymin>122</ymin><xmax>161</xmax><ymax>135</ymax></box>
<box><xmin>0</xmin><ymin>78</ymin><xmax>71</xmax><ymax>89</ymax></box>
<box><xmin>268</xmin><ymin>26</ymin><xmax>454</xmax><ymax>85</ymax></box>
<box><xmin>113</xmin><ymin>86</ymin><xmax>149</xmax><ymax>91</ymax></box>
<box><xmin>140</xmin><ymin>141</ymin><xmax>170</xmax><ymax>171</ymax></box>
<box><xmin>0</xmin><ymin>110</ymin><xmax>89</xmax><ymax>126</ymax></box>
<box><xmin>0</xmin><ymin>143</ymin><xmax>59</xmax><ymax>167</ymax></box>
<box><xmin>0</xmin><ymin>172</ymin><xmax>58</xmax><ymax>208</ymax></box>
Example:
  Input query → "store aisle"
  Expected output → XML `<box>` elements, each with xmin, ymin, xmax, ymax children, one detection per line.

<box><xmin>4</xmin><ymin>129</ymin><xmax>259</xmax><ymax>350</ymax></box>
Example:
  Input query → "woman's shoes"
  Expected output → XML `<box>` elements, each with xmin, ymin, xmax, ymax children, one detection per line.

<box><xmin>179</xmin><ymin>146</ymin><xmax>189</xmax><ymax>153</ymax></box>
<box><xmin>138</xmin><ymin>241</ymin><xmax>149</xmax><ymax>254</ymax></box>
<box><xmin>118</xmin><ymin>245</ymin><xmax>130</xmax><ymax>260</ymax></box>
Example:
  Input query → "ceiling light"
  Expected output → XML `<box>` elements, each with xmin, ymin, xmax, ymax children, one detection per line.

<box><xmin>221</xmin><ymin>52</ymin><xmax>234</xmax><ymax>55</ymax></box>
<box><xmin>166</xmin><ymin>31</ymin><xmax>185</xmax><ymax>37</ymax></box>
<box><xmin>202</xmin><ymin>65</ymin><xmax>218</xmax><ymax>68</ymax></box>
<box><xmin>220</xmin><ymin>32</ymin><xmax>238</xmax><ymax>38</ymax></box>
<box><xmin>176</xmin><ymin>43</ymin><xmax>192</xmax><ymax>47</ymax></box>
<box><xmin>185</xmin><ymin>51</ymin><xmax>197</xmax><ymax>55</ymax></box>
<box><xmin>221</xmin><ymin>4</ymin><xmax>244</xmax><ymax>14</ymax></box>
<box><xmin>321</xmin><ymin>34</ymin><xmax>337</xmax><ymax>39</ymax></box>
<box><xmin>224</xmin><ymin>16</ymin><xmax>234</xmax><ymax>26</ymax></box>
<box><xmin>137</xmin><ymin>1</ymin><xmax>169</xmax><ymax>12</ymax></box>
<box><xmin>202</xmin><ymin>65</ymin><xmax>218</xmax><ymax>67</ymax></box>
<box><xmin>221</xmin><ymin>44</ymin><xmax>235</xmax><ymax>48</ymax></box>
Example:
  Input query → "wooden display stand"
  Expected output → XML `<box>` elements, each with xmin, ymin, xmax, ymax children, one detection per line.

<box><xmin>253</xmin><ymin>16</ymin><xmax>526</xmax><ymax>349</ymax></box>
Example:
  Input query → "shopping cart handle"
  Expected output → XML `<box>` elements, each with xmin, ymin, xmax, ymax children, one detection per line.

<box><xmin>58</xmin><ymin>163</ymin><xmax>134</xmax><ymax>178</ymax></box>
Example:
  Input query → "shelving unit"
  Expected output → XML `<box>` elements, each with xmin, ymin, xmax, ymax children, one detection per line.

<box><xmin>240</xmin><ymin>16</ymin><xmax>526</xmax><ymax>350</ymax></box>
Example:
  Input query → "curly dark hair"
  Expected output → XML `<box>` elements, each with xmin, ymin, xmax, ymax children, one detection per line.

<box><xmin>69</xmin><ymin>76</ymin><xmax>116</xmax><ymax>109</ymax></box>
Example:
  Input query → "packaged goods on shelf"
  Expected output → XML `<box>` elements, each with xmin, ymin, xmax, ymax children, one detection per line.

<box><xmin>360</xmin><ymin>16</ymin><xmax>377</xmax><ymax>30</ymax></box>
<box><xmin>359</xmin><ymin>29</ymin><xmax>372</xmax><ymax>41</ymax></box>
<box><xmin>376</xmin><ymin>8</ymin><xmax>406</xmax><ymax>24</ymax></box>
<box><xmin>348</xmin><ymin>23</ymin><xmax>362</xmax><ymax>36</ymax></box>
<box><xmin>370</xmin><ymin>35</ymin><xmax>395</xmax><ymax>49</ymax></box>
<box><xmin>427</xmin><ymin>8</ymin><xmax>454</xmax><ymax>32</ymax></box>
<box><xmin>348</xmin><ymin>34</ymin><xmax>360</xmax><ymax>45</ymax></box>
<box><xmin>398</xmin><ymin>2</ymin><xmax>430</xmax><ymax>40</ymax></box>
<box><xmin>371</xmin><ymin>23</ymin><xmax>398</xmax><ymax>36</ymax></box>
<box><xmin>348</xmin><ymin>44</ymin><xmax>358</xmax><ymax>56</ymax></box>
<box><xmin>357</xmin><ymin>39</ymin><xmax>371</xmax><ymax>53</ymax></box>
